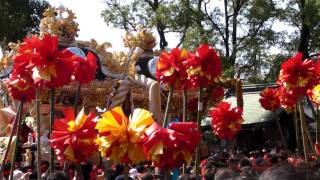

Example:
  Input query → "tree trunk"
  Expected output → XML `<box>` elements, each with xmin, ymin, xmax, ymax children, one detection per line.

<box><xmin>224</xmin><ymin>0</ymin><xmax>230</xmax><ymax>57</ymax></box>
<box><xmin>298</xmin><ymin>0</ymin><xmax>310</xmax><ymax>59</ymax></box>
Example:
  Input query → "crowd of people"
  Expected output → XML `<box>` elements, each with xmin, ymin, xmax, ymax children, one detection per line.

<box><xmin>2</xmin><ymin>147</ymin><xmax>320</xmax><ymax>180</ymax></box>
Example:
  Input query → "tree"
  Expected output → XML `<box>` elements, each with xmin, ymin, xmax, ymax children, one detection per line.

<box><xmin>0</xmin><ymin>0</ymin><xmax>49</xmax><ymax>48</ymax></box>
<box><xmin>101</xmin><ymin>0</ymin><xmax>320</xmax><ymax>82</ymax></box>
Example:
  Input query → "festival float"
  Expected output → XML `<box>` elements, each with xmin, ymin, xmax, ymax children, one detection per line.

<box><xmin>0</xmin><ymin>6</ymin><xmax>246</xmax><ymax>179</ymax></box>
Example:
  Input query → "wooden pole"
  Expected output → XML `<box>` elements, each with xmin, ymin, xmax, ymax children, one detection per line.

<box><xmin>36</xmin><ymin>89</ymin><xmax>41</xmax><ymax>180</ymax></box>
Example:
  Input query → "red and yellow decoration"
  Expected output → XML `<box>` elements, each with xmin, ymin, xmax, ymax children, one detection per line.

<box><xmin>50</xmin><ymin>108</ymin><xmax>98</xmax><ymax>163</ymax></box>
<box><xmin>278</xmin><ymin>52</ymin><xmax>316</xmax><ymax>98</ymax></box>
<box><xmin>210</xmin><ymin>102</ymin><xmax>243</xmax><ymax>140</ymax></box>
<box><xmin>259</xmin><ymin>87</ymin><xmax>280</xmax><ymax>112</ymax></box>
<box><xmin>95</xmin><ymin>106</ymin><xmax>154</xmax><ymax>163</ymax></box>
<box><xmin>156</xmin><ymin>48</ymin><xmax>189</xmax><ymax>89</ymax></box>
<box><xmin>143</xmin><ymin>122</ymin><xmax>201</xmax><ymax>169</ymax></box>
<box><xmin>185</xmin><ymin>44</ymin><xmax>222</xmax><ymax>88</ymax></box>
<box><xmin>307</xmin><ymin>84</ymin><xmax>320</xmax><ymax>107</ymax></box>
<box><xmin>13</xmin><ymin>34</ymin><xmax>76</xmax><ymax>88</ymax></box>
<box><xmin>7</xmin><ymin>71</ymin><xmax>35</xmax><ymax>102</ymax></box>
<box><xmin>73</xmin><ymin>52</ymin><xmax>97</xmax><ymax>84</ymax></box>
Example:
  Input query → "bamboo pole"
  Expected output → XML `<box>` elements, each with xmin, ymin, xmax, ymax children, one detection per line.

<box><xmin>306</xmin><ymin>96</ymin><xmax>319</xmax><ymax>141</ymax></box>
<box><xmin>183</xmin><ymin>87</ymin><xmax>188</xmax><ymax>122</ymax></box>
<box><xmin>49</xmin><ymin>89</ymin><xmax>55</xmax><ymax>174</ymax></box>
<box><xmin>74</xmin><ymin>83</ymin><xmax>81</xmax><ymax>115</ymax></box>
<box><xmin>0</xmin><ymin>101</ymin><xmax>23</xmax><ymax>179</ymax></box>
<box><xmin>294</xmin><ymin>108</ymin><xmax>301</xmax><ymax>155</ymax></box>
<box><xmin>36</xmin><ymin>89</ymin><xmax>41</xmax><ymax>180</ymax></box>
<box><xmin>276</xmin><ymin>117</ymin><xmax>288</xmax><ymax>150</ymax></box>
<box><xmin>9</xmin><ymin>101</ymin><xmax>24</xmax><ymax>180</ymax></box>
<box><xmin>162</xmin><ymin>86</ymin><xmax>174</xmax><ymax>127</ymax></box>
<box><xmin>194</xmin><ymin>87</ymin><xmax>203</xmax><ymax>175</ymax></box>
<box><xmin>317</xmin><ymin>108</ymin><xmax>320</xmax><ymax>142</ymax></box>
<box><xmin>182</xmin><ymin>87</ymin><xmax>187</xmax><ymax>174</ymax></box>
<box><xmin>298</xmin><ymin>101</ymin><xmax>309</xmax><ymax>164</ymax></box>
<box><xmin>306</xmin><ymin>125</ymin><xmax>317</xmax><ymax>157</ymax></box>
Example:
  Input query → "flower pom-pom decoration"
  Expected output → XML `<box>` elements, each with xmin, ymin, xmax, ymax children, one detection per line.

<box><xmin>185</xmin><ymin>44</ymin><xmax>222</xmax><ymax>88</ymax></box>
<box><xmin>73</xmin><ymin>51</ymin><xmax>97</xmax><ymax>84</ymax></box>
<box><xmin>211</xmin><ymin>86</ymin><xmax>225</xmax><ymax>103</ymax></box>
<box><xmin>7</xmin><ymin>71</ymin><xmax>35</xmax><ymax>102</ymax></box>
<box><xmin>307</xmin><ymin>84</ymin><xmax>320</xmax><ymax>107</ymax></box>
<box><xmin>278</xmin><ymin>52</ymin><xmax>316</xmax><ymax>98</ymax></box>
<box><xmin>50</xmin><ymin>108</ymin><xmax>98</xmax><ymax>164</ymax></box>
<box><xmin>14</xmin><ymin>34</ymin><xmax>76</xmax><ymax>88</ymax></box>
<box><xmin>143</xmin><ymin>122</ymin><xmax>201</xmax><ymax>169</ymax></box>
<box><xmin>31</xmin><ymin>34</ymin><xmax>76</xmax><ymax>88</ymax></box>
<box><xmin>278</xmin><ymin>85</ymin><xmax>298</xmax><ymax>112</ymax></box>
<box><xmin>156</xmin><ymin>48</ymin><xmax>189</xmax><ymax>89</ymax></box>
<box><xmin>259</xmin><ymin>87</ymin><xmax>280</xmax><ymax>112</ymax></box>
<box><xmin>95</xmin><ymin>106</ymin><xmax>154</xmax><ymax>163</ymax></box>
<box><xmin>210</xmin><ymin>102</ymin><xmax>243</xmax><ymax>140</ymax></box>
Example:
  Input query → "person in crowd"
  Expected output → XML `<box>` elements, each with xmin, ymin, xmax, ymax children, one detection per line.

<box><xmin>115</xmin><ymin>164</ymin><xmax>133</xmax><ymax>180</ymax></box>
<box><xmin>215</xmin><ymin>168</ymin><xmax>235</xmax><ymax>180</ymax></box>
<box><xmin>45</xmin><ymin>171</ymin><xmax>69</xmax><ymax>180</ymax></box>
<box><xmin>253</xmin><ymin>158</ymin><xmax>269</xmax><ymax>175</ymax></box>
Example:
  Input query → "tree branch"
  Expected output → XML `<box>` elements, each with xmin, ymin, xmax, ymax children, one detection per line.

<box><xmin>107</xmin><ymin>1</ymin><xmax>137</xmax><ymax>31</ymax></box>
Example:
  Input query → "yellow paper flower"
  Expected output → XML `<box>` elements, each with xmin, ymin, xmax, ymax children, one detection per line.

<box><xmin>95</xmin><ymin>106</ymin><xmax>154</xmax><ymax>163</ymax></box>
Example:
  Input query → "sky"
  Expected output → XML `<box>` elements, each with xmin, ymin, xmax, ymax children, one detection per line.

<box><xmin>48</xmin><ymin>0</ymin><xmax>293</xmax><ymax>54</ymax></box>
<box><xmin>48</xmin><ymin>0</ymin><xmax>180</xmax><ymax>51</ymax></box>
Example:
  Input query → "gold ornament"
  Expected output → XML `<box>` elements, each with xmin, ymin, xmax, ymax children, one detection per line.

<box><xmin>123</xmin><ymin>26</ymin><xmax>156</xmax><ymax>50</ymax></box>
<box><xmin>39</xmin><ymin>7</ymin><xmax>79</xmax><ymax>43</ymax></box>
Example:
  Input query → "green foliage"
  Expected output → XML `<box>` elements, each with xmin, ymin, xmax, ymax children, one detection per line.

<box><xmin>0</xmin><ymin>0</ymin><xmax>49</xmax><ymax>48</ymax></box>
<box><xmin>101</xmin><ymin>0</ymin><xmax>320</xmax><ymax>83</ymax></box>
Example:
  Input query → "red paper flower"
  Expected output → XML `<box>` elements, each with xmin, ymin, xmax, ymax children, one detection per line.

<box><xmin>143</xmin><ymin>122</ymin><xmax>201</xmax><ymax>169</ymax></box>
<box><xmin>307</xmin><ymin>84</ymin><xmax>320</xmax><ymax>107</ymax></box>
<box><xmin>156</xmin><ymin>48</ymin><xmax>189</xmax><ymax>89</ymax></box>
<box><xmin>14</xmin><ymin>34</ymin><xmax>75</xmax><ymax>88</ymax></box>
<box><xmin>259</xmin><ymin>87</ymin><xmax>280</xmax><ymax>112</ymax></box>
<box><xmin>7</xmin><ymin>71</ymin><xmax>35</xmax><ymax>102</ymax></box>
<box><xmin>50</xmin><ymin>108</ymin><xmax>98</xmax><ymax>164</ymax></box>
<box><xmin>211</xmin><ymin>87</ymin><xmax>224</xmax><ymax>102</ymax></box>
<box><xmin>73</xmin><ymin>52</ymin><xmax>97</xmax><ymax>84</ymax></box>
<box><xmin>32</xmin><ymin>34</ymin><xmax>76</xmax><ymax>88</ymax></box>
<box><xmin>278</xmin><ymin>86</ymin><xmax>297</xmax><ymax>112</ymax></box>
<box><xmin>278</xmin><ymin>53</ymin><xmax>316</xmax><ymax>97</ymax></box>
<box><xmin>210</xmin><ymin>102</ymin><xmax>243</xmax><ymax>140</ymax></box>
<box><xmin>13</xmin><ymin>36</ymin><xmax>40</xmax><ymax>74</ymax></box>
<box><xmin>185</xmin><ymin>44</ymin><xmax>222</xmax><ymax>88</ymax></box>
